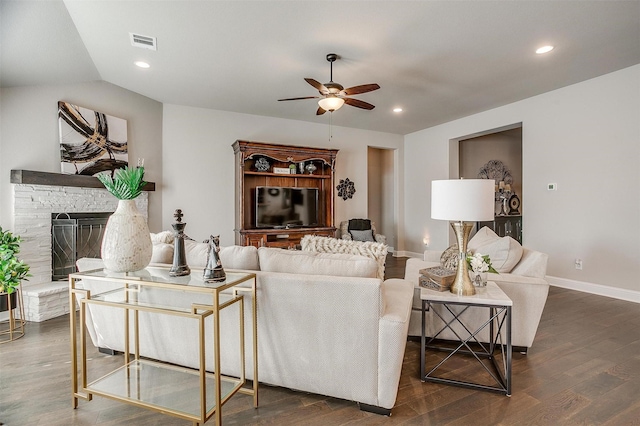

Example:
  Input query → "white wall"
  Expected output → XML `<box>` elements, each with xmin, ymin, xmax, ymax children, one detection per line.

<box><xmin>162</xmin><ymin>104</ymin><xmax>403</xmax><ymax>246</ymax></box>
<box><xmin>404</xmin><ymin>65</ymin><xmax>640</xmax><ymax>295</ymax></box>
<box><xmin>0</xmin><ymin>81</ymin><xmax>164</xmax><ymax>231</ymax></box>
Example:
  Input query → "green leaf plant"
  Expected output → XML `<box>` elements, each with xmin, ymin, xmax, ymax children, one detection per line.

<box><xmin>0</xmin><ymin>227</ymin><xmax>31</xmax><ymax>294</ymax></box>
<box><xmin>97</xmin><ymin>166</ymin><xmax>147</xmax><ymax>200</ymax></box>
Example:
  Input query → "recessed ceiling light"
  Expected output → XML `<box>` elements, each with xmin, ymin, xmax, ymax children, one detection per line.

<box><xmin>393</xmin><ymin>107</ymin><xmax>403</xmax><ymax>113</ymax></box>
<box><xmin>536</xmin><ymin>45</ymin><xmax>554</xmax><ymax>54</ymax></box>
<box><xmin>134</xmin><ymin>61</ymin><xmax>150</xmax><ymax>68</ymax></box>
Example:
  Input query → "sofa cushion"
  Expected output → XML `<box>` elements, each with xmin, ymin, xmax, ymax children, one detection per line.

<box><xmin>151</xmin><ymin>243</ymin><xmax>174</xmax><ymax>264</ymax></box>
<box><xmin>468</xmin><ymin>226</ymin><xmax>523</xmax><ymax>273</ymax></box>
<box><xmin>220</xmin><ymin>245</ymin><xmax>259</xmax><ymax>270</ymax></box>
<box><xmin>350</xmin><ymin>229</ymin><xmax>375</xmax><ymax>242</ymax></box>
<box><xmin>258</xmin><ymin>247</ymin><xmax>378</xmax><ymax>278</ymax></box>
<box><xmin>184</xmin><ymin>239</ymin><xmax>209</xmax><ymax>268</ymax></box>
<box><xmin>183</xmin><ymin>240</ymin><xmax>260</xmax><ymax>270</ymax></box>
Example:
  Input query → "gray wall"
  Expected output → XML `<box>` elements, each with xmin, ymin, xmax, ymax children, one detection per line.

<box><xmin>0</xmin><ymin>81</ymin><xmax>163</xmax><ymax>231</ymax></box>
<box><xmin>404</xmin><ymin>64</ymin><xmax>640</xmax><ymax>296</ymax></box>
<box><xmin>161</xmin><ymin>104</ymin><xmax>404</xmax><ymax>245</ymax></box>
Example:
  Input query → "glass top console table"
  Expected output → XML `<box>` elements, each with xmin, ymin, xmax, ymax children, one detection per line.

<box><xmin>69</xmin><ymin>266</ymin><xmax>258</xmax><ymax>425</ymax></box>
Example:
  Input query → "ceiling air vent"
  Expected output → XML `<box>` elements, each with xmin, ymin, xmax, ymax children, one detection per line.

<box><xmin>129</xmin><ymin>33</ymin><xmax>157</xmax><ymax>51</ymax></box>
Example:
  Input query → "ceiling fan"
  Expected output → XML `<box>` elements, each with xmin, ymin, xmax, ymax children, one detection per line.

<box><xmin>278</xmin><ymin>53</ymin><xmax>380</xmax><ymax>115</ymax></box>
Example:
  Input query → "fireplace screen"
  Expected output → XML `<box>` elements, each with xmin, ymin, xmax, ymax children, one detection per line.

<box><xmin>51</xmin><ymin>212</ymin><xmax>112</xmax><ymax>280</ymax></box>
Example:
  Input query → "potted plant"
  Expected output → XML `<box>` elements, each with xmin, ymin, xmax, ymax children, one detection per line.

<box><xmin>97</xmin><ymin>162</ymin><xmax>152</xmax><ymax>272</ymax></box>
<box><xmin>0</xmin><ymin>226</ymin><xmax>30</xmax><ymax>311</ymax></box>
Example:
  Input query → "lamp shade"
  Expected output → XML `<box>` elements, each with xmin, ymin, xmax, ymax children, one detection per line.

<box><xmin>318</xmin><ymin>96</ymin><xmax>345</xmax><ymax>112</ymax></box>
<box><xmin>431</xmin><ymin>179</ymin><xmax>495</xmax><ymax>222</ymax></box>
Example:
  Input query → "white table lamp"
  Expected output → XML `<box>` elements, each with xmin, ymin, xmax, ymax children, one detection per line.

<box><xmin>431</xmin><ymin>179</ymin><xmax>495</xmax><ymax>295</ymax></box>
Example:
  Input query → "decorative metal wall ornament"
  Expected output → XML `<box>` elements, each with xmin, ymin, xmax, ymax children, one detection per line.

<box><xmin>477</xmin><ymin>160</ymin><xmax>513</xmax><ymax>184</ymax></box>
<box><xmin>254</xmin><ymin>157</ymin><xmax>270</xmax><ymax>172</ymax></box>
<box><xmin>336</xmin><ymin>178</ymin><xmax>356</xmax><ymax>200</ymax></box>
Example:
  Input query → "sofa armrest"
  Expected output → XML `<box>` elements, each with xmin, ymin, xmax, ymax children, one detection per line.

<box><xmin>510</xmin><ymin>248</ymin><xmax>548</xmax><ymax>279</ymax></box>
<box><xmin>404</xmin><ymin>257</ymin><xmax>440</xmax><ymax>282</ymax></box>
<box><xmin>489</xmin><ymin>273</ymin><xmax>549</xmax><ymax>348</ymax></box>
<box><xmin>424</xmin><ymin>250</ymin><xmax>443</xmax><ymax>263</ymax></box>
<box><xmin>378</xmin><ymin>278</ymin><xmax>413</xmax><ymax>409</ymax></box>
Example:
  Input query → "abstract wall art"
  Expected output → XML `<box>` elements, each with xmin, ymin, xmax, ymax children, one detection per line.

<box><xmin>58</xmin><ymin>101</ymin><xmax>128</xmax><ymax>175</ymax></box>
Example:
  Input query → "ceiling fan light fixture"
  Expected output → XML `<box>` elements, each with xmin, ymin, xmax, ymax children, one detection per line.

<box><xmin>318</xmin><ymin>96</ymin><xmax>345</xmax><ymax>112</ymax></box>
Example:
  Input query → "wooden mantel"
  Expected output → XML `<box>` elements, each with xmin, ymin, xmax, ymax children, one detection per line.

<box><xmin>10</xmin><ymin>169</ymin><xmax>156</xmax><ymax>191</ymax></box>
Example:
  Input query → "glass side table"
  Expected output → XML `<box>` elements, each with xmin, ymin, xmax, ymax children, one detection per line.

<box><xmin>69</xmin><ymin>266</ymin><xmax>258</xmax><ymax>425</ymax></box>
<box><xmin>420</xmin><ymin>281</ymin><xmax>512</xmax><ymax>396</ymax></box>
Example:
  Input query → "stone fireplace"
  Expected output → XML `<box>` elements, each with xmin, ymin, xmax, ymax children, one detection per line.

<box><xmin>10</xmin><ymin>170</ymin><xmax>150</xmax><ymax>321</ymax></box>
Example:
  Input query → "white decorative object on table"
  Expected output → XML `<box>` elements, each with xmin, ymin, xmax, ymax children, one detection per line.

<box><xmin>466</xmin><ymin>252</ymin><xmax>497</xmax><ymax>286</ymax></box>
<box><xmin>101</xmin><ymin>199</ymin><xmax>152</xmax><ymax>272</ymax></box>
<box><xmin>97</xmin><ymin>162</ymin><xmax>152</xmax><ymax>272</ymax></box>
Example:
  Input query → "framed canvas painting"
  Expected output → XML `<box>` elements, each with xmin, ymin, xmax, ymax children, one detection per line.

<box><xmin>58</xmin><ymin>101</ymin><xmax>128</xmax><ymax>175</ymax></box>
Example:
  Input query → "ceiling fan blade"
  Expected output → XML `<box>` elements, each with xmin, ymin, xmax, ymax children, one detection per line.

<box><xmin>342</xmin><ymin>83</ymin><xmax>380</xmax><ymax>96</ymax></box>
<box><xmin>344</xmin><ymin>97</ymin><xmax>375</xmax><ymax>110</ymax></box>
<box><xmin>305</xmin><ymin>78</ymin><xmax>329</xmax><ymax>94</ymax></box>
<box><xmin>316</xmin><ymin>106</ymin><xmax>327</xmax><ymax>115</ymax></box>
<box><xmin>278</xmin><ymin>96</ymin><xmax>319</xmax><ymax>101</ymax></box>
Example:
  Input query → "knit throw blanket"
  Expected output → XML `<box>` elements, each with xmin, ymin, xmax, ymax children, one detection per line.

<box><xmin>300</xmin><ymin>235</ymin><xmax>388</xmax><ymax>280</ymax></box>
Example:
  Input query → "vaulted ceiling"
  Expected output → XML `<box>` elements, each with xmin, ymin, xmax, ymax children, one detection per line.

<box><xmin>2</xmin><ymin>0</ymin><xmax>639</xmax><ymax>135</ymax></box>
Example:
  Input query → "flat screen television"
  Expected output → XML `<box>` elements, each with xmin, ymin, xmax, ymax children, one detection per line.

<box><xmin>255</xmin><ymin>186</ymin><xmax>319</xmax><ymax>228</ymax></box>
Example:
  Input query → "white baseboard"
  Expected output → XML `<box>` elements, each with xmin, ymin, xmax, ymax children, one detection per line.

<box><xmin>547</xmin><ymin>275</ymin><xmax>640</xmax><ymax>304</ymax></box>
<box><xmin>393</xmin><ymin>250</ymin><xmax>422</xmax><ymax>258</ymax></box>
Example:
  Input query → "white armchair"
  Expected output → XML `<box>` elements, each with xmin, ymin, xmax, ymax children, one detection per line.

<box><xmin>339</xmin><ymin>219</ymin><xmax>387</xmax><ymax>244</ymax></box>
<box><xmin>406</xmin><ymin>227</ymin><xmax>549</xmax><ymax>351</ymax></box>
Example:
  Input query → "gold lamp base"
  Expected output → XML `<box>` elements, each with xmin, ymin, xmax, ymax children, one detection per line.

<box><xmin>450</xmin><ymin>221</ymin><xmax>475</xmax><ymax>296</ymax></box>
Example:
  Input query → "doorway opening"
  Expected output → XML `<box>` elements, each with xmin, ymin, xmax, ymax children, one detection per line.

<box><xmin>367</xmin><ymin>147</ymin><xmax>397</xmax><ymax>252</ymax></box>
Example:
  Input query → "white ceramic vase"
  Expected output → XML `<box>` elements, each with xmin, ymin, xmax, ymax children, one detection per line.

<box><xmin>101</xmin><ymin>199</ymin><xmax>152</xmax><ymax>272</ymax></box>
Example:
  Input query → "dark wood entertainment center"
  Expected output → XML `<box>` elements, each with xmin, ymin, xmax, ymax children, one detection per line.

<box><xmin>232</xmin><ymin>140</ymin><xmax>338</xmax><ymax>248</ymax></box>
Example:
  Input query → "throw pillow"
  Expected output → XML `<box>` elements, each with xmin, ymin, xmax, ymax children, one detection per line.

<box><xmin>469</xmin><ymin>229</ymin><xmax>523</xmax><ymax>273</ymax></box>
<box><xmin>440</xmin><ymin>244</ymin><xmax>460</xmax><ymax>269</ymax></box>
<box><xmin>150</xmin><ymin>230</ymin><xmax>174</xmax><ymax>244</ymax></box>
<box><xmin>150</xmin><ymin>242</ymin><xmax>174</xmax><ymax>264</ymax></box>
<box><xmin>350</xmin><ymin>229</ymin><xmax>375</xmax><ymax>242</ymax></box>
<box><xmin>348</xmin><ymin>218</ymin><xmax>372</xmax><ymax>231</ymax></box>
<box><xmin>468</xmin><ymin>226</ymin><xmax>500</xmax><ymax>251</ymax></box>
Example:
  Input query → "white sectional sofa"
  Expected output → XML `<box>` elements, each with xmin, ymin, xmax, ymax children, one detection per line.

<box><xmin>76</xmin><ymin>238</ymin><xmax>414</xmax><ymax>414</ymax></box>
<box><xmin>404</xmin><ymin>227</ymin><xmax>549</xmax><ymax>351</ymax></box>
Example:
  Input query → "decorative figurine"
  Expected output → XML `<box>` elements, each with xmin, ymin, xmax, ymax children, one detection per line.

<box><xmin>203</xmin><ymin>235</ymin><xmax>226</xmax><ymax>282</ymax></box>
<box><xmin>169</xmin><ymin>209</ymin><xmax>190</xmax><ymax>277</ymax></box>
<box><xmin>305</xmin><ymin>162</ymin><xmax>317</xmax><ymax>174</ymax></box>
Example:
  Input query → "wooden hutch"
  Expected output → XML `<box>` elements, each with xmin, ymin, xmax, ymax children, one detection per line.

<box><xmin>232</xmin><ymin>140</ymin><xmax>338</xmax><ymax>248</ymax></box>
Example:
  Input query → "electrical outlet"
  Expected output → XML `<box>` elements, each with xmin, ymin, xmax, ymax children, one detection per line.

<box><xmin>548</xmin><ymin>183</ymin><xmax>557</xmax><ymax>191</ymax></box>
<box><xmin>575</xmin><ymin>259</ymin><xmax>583</xmax><ymax>270</ymax></box>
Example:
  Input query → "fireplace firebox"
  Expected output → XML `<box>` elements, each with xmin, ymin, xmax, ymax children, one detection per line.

<box><xmin>51</xmin><ymin>212</ymin><xmax>112</xmax><ymax>280</ymax></box>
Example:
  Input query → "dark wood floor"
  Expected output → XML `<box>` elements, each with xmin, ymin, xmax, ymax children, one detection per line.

<box><xmin>1</xmin><ymin>255</ymin><xmax>639</xmax><ymax>425</ymax></box>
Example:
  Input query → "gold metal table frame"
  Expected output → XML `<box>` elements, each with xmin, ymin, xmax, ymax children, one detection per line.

<box><xmin>69</xmin><ymin>267</ymin><xmax>258</xmax><ymax>425</ymax></box>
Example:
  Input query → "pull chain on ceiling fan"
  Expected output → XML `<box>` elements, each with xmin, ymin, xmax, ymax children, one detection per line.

<box><xmin>278</xmin><ymin>53</ymin><xmax>380</xmax><ymax>115</ymax></box>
